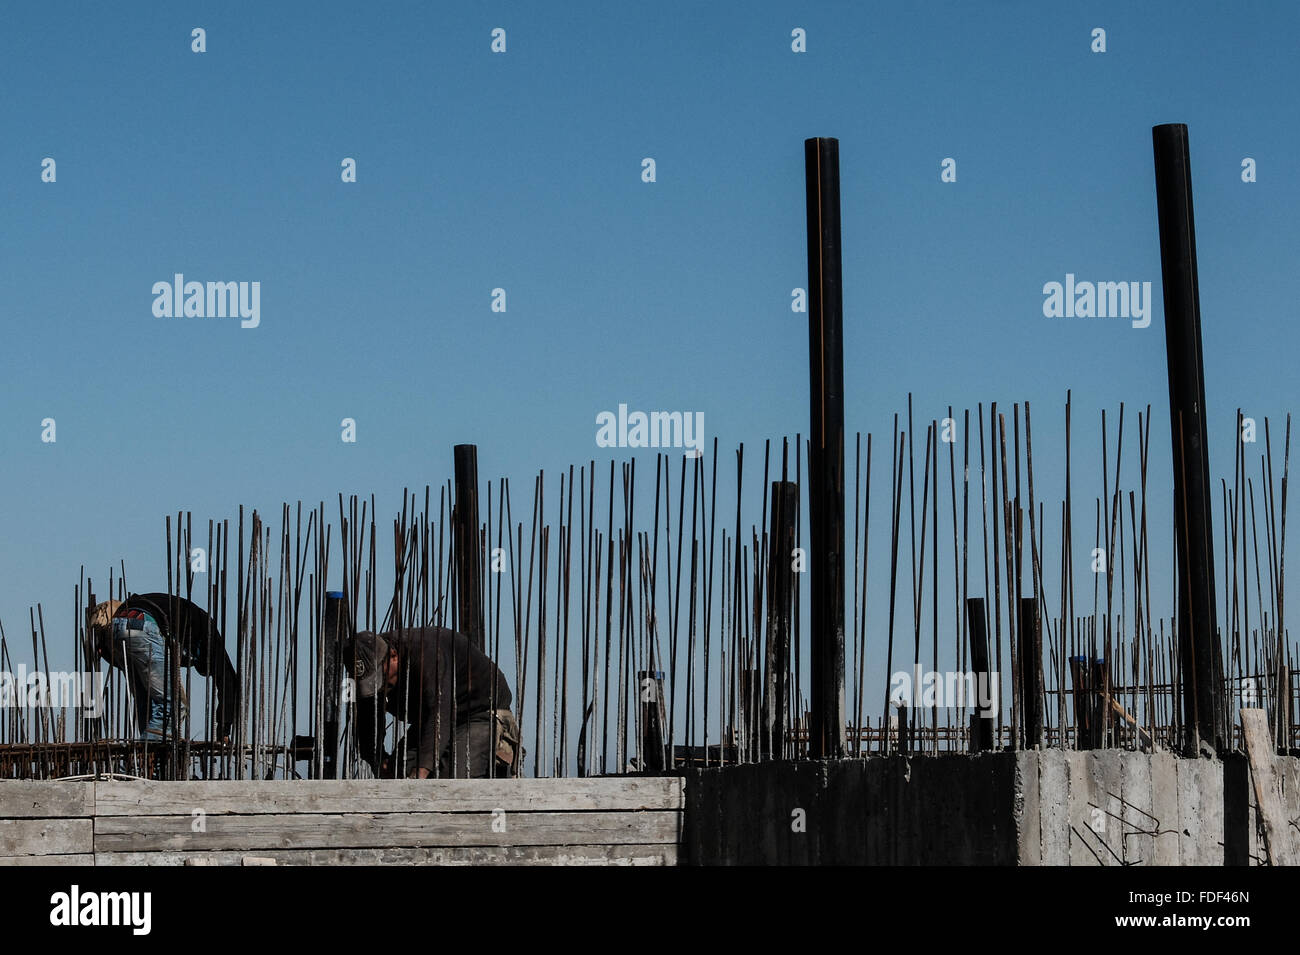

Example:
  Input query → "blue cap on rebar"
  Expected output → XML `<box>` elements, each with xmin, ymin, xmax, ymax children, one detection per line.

<box><xmin>327</xmin><ymin>591</ymin><xmax>344</xmax><ymax>599</ymax></box>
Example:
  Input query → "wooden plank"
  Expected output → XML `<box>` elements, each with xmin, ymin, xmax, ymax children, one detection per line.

<box><xmin>1176</xmin><ymin>756</ymin><xmax>1224</xmax><ymax>865</ymax></box>
<box><xmin>96</xmin><ymin>843</ymin><xmax>678</xmax><ymax>866</ymax></box>
<box><xmin>1196</xmin><ymin>757</ymin><xmax>1224</xmax><ymax>865</ymax></box>
<box><xmin>0</xmin><ymin>818</ymin><xmax>93</xmax><ymax>856</ymax></box>
<box><xmin>1286</xmin><ymin>757</ymin><xmax>1300</xmax><ymax>858</ymax></box>
<box><xmin>93</xmin><ymin>809</ymin><xmax>682</xmax><ymax>853</ymax></box>
<box><xmin>95</xmin><ymin>777</ymin><xmax>683</xmax><ymax>816</ymax></box>
<box><xmin>0</xmin><ymin>781</ymin><xmax>94</xmax><ymax>818</ymax></box>
<box><xmin>1286</xmin><ymin>756</ymin><xmax>1300</xmax><ymax>824</ymax></box>
<box><xmin>1120</xmin><ymin>753</ymin><xmax>1154</xmax><ymax>866</ymax></box>
<box><xmin>1247</xmin><ymin>760</ymin><xmax>1262</xmax><ymax>865</ymax></box>
<box><xmin>1037</xmin><ymin>749</ymin><xmax>1069</xmax><ymax>865</ymax></box>
<box><xmin>0</xmin><ymin>853</ymin><xmax>94</xmax><ymax>866</ymax></box>
<box><xmin>1240</xmin><ymin>708</ymin><xmax>1298</xmax><ymax>865</ymax></box>
<box><xmin>1149</xmin><ymin>751</ymin><xmax>1181</xmax><ymax>865</ymax></box>
<box><xmin>1174</xmin><ymin>755</ymin><xmax>1195</xmax><ymax>865</ymax></box>
<box><xmin>1065</xmin><ymin>751</ymin><xmax>1100</xmax><ymax>865</ymax></box>
<box><xmin>1097</xmin><ymin>751</ymin><xmax>1124</xmax><ymax>864</ymax></box>
<box><xmin>1015</xmin><ymin>751</ymin><xmax>1041</xmax><ymax>865</ymax></box>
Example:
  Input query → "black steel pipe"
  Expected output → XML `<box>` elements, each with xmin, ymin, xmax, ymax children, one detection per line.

<box><xmin>454</xmin><ymin>444</ymin><xmax>485</xmax><ymax>649</ymax></box>
<box><xmin>1152</xmin><ymin>123</ymin><xmax>1225</xmax><ymax>757</ymax></box>
<box><xmin>1018</xmin><ymin>596</ymin><xmax>1044</xmax><ymax>748</ymax></box>
<box><xmin>966</xmin><ymin>598</ymin><xmax>995</xmax><ymax>752</ymax></box>
<box><xmin>321</xmin><ymin>589</ymin><xmax>349</xmax><ymax>779</ymax></box>
<box><xmin>762</xmin><ymin>481</ymin><xmax>798</xmax><ymax>760</ymax></box>
<box><xmin>805</xmin><ymin>137</ymin><xmax>847</xmax><ymax>759</ymax></box>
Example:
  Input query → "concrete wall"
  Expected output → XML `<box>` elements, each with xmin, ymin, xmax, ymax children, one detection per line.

<box><xmin>6</xmin><ymin>751</ymin><xmax>1296</xmax><ymax>865</ymax></box>
<box><xmin>0</xmin><ymin>777</ymin><xmax>683</xmax><ymax>866</ymax></box>
<box><xmin>686</xmin><ymin>751</ymin><xmax>1300</xmax><ymax>865</ymax></box>
<box><xmin>684</xmin><ymin>756</ymin><xmax>1019</xmax><ymax>864</ymax></box>
<box><xmin>1019</xmin><ymin>750</ymin><xmax>1299</xmax><ymax>866</ymax></box>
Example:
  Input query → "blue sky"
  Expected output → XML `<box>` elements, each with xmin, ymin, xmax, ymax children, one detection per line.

<box><xmin>1</xmin><ymin>2</ymin><xmax>1296</xmax><ymax>750</ymax></box>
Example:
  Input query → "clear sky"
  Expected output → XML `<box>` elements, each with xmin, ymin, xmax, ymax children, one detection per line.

<box><xmin>1</xmin><ymin>2</ymin><xmax>1296</xmax><ymax>754</ymax></box>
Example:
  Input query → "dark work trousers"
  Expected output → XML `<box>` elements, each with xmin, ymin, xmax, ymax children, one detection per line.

<box><xmin>430</xmin><ymin>710</ymin><xmax>496</xmax><ymax>778</ymax></box>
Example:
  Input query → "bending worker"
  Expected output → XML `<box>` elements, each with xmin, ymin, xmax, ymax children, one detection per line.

<box><xmin>348</xmin><ymin>626</ymin><xmax>519</xmax><ymax>778</ymax></box>
<box><xmin>86</xmin><ymin>594</ymin><xmax>240</xmax><ymax>741</ymax></box>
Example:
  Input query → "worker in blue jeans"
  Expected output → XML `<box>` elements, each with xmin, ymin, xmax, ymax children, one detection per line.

<box><xmin>88</xmin><ymin>595</ymin><xmax>238</xmax><ymax>742</ymax></box>
<box><xmin>112</xmin><ymin>607</ymin><xmax>187</xmax><ymax>739</ymax></box>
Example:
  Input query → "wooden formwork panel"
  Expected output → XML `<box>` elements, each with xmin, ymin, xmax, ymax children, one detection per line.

<box><xmin>0</xmin><ymin>781</ymin><xmax>94</xmax><ymax>817</ymax></box>
<box><xmin>96</xmin><ymin>843</ymin><xmax>678</xmax><ymax>866</ymax></box>
<box><xmin>0</xmin><ymin>777</ymin><xmax>686</xmax><ymax>866</ymax></box>
<box><xmin>94</xmin><ymin>809</ymin><xmax>682</xmax><ymax>853</ymax></box>
<box><xmin>94</xmin><ymin>777</ymin><xmax>682</xmax><ymax>815</ymax></box>
<box><xmin>0</xmin><ymin>818</ymin><xmax>93</xmax><ymax>857</ymax></box>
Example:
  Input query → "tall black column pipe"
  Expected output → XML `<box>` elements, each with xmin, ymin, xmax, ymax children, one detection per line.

<box><xmin>454</xmin><ymin>444</ymin><xmax>485</xmax><ymax>650</ymax></box>
<box><xmin>805</xmin><ymin>137</ymin><xmax>847</xmax><ymax>759</ymax></box>
<box><xmin>1152</xmin><ymin>123</ymin><xmax>1225</xmax><ymax>757</ymax></box>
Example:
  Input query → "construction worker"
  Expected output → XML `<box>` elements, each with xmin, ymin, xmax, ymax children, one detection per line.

<box><xmin>86</xmin><ymin>594</ymin><xmax>240</xmax><ymax>741</ymax></box>
<box><xmin>348</xmin><ymin>627</ymin><xmax>519</xmax><ymax>779</ymax></box>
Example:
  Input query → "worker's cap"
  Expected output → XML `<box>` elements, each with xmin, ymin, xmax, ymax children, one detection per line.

<box><xmin>86</xmin><ymin>600</ymin><xmax>123</xmax><ymax>633</ymax></box>
<box><xmin>346</xmin><ymin>631</ymin><xmax>390</xmax><ymax>699</ymax></box>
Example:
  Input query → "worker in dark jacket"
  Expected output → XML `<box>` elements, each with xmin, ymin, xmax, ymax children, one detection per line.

<box><xmin>349</xmin><ymin>627</ymin><xmax>517</xmax><ymax>778</ymax></box>
<box><xmin>86</xmin><ymin>594</ymin><xmax>240</xmax><ymax>741</ymax></box>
